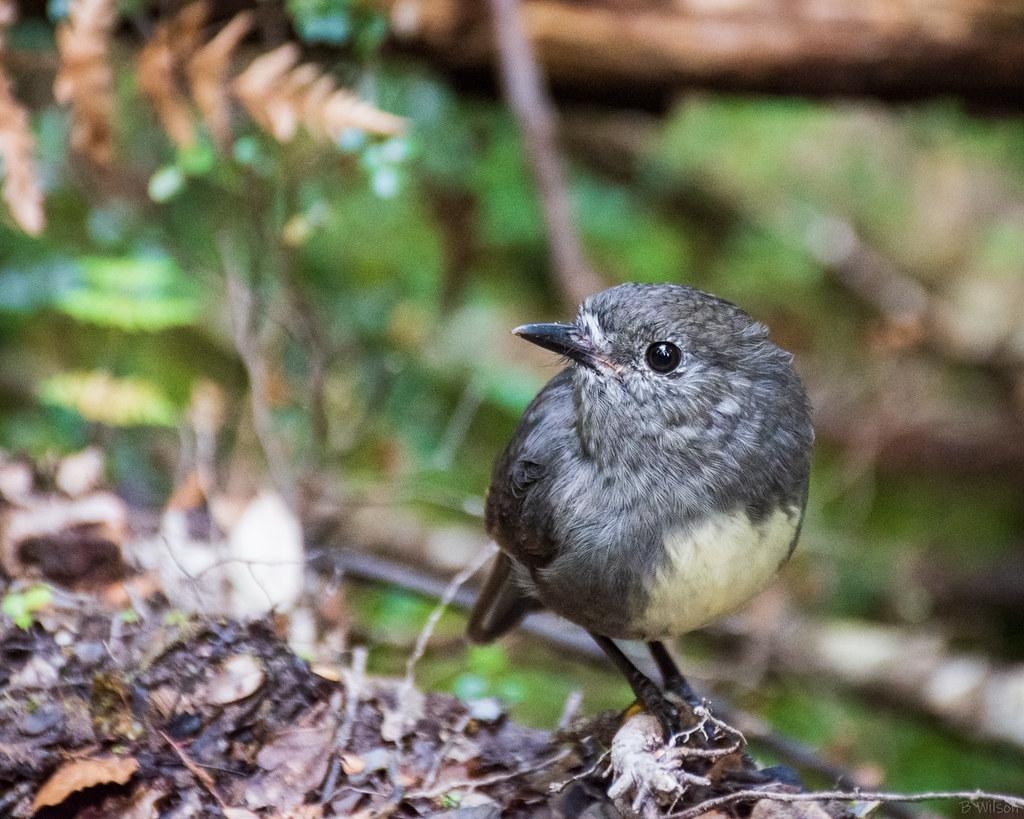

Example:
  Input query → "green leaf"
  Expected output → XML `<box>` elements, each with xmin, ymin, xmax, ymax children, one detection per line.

<box><xmin>286</xmin><ymin>0</ymin><xmax>352</xmax><ymax>45</ymax></box>
<box><xmin>177</xmin><ymin>141</ymin><xmax>216</xmax><ymax>177</ymax></box>
<box><xmin>2</xmin><ymin>584</ymin><xmax>53</xmax><ymax>629</ymax></box>
<box><xmin>38</xmin><ymin>371</ymin><xmax>179</xmax><ymax>427</ymax></box>
<box><xmin>148</xmin><ymin>165</ymin><xmax>184</xmax><ymax>203</ymax></box>
<box><xmin>55</xmin><ymin>255</ymin><xmax>199</xmax><ymax>331</ymax></box>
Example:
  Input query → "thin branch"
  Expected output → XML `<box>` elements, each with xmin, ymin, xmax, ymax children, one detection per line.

<box><xmin>404</xmin><ymin>542</ymin><xmax>498</xmax><ymax>688</ymax></box>
<box><xmin>421</xmin><ymin>710</ymin><xmax>472</xmax><ymax>793</ymax></box>
<box><xmin>487</xmin><ymin>0</ymin><xmax>603</xmax><ymax>306</ymax></box>
<box><xmin>219</xmin><ymin>233</ymin><xmax>297</xmax><ymax>506</ymax></box>
<box><xmin>159</xmin><ymin>729</ymin><xmax>230</xmax><ymax>811</ymax></box>
<box><xmin>322</xmin><ymin>547</ymin><xmax>914</xmax><ymax>801</ymax></box>
<box><xmin>320</xmin><ymin>645</ymin><xmax>368</xmax><ymax>801</ymax></box>
<box><xmin>669</xmin><ymin>788</ymin><xmax>1024</xmax><ymax>819</ymax></box>
<box><xmin>405</xmin><ymin>747</ymin><xmax>572</xmax><ymax>800</ymax></box>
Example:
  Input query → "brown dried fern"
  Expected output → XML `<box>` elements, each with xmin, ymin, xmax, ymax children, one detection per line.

<box><xmin>54</xmin><ymin>0</ymin><xmax>117</xmax><ymax>165</ymax></box>
<box><xmin>0</xmin><ymin>73</ymin><xmax>44</xmax><ymax>235</ymax></box>
<box><xmin>137</xmin><ymin>2</ymin><xmax>209</xmax><ymax>148</ymax></box>
<box><xmin>232</xmin><ymin>43</ymin><xmax>406</xmax><ymax>145</ymax></box>
<box><xmin>187</xmin><ymin>11</ymin><xmax>254</xmax><ymax>148</ymax></box>
<box><xmin>0</xmin><ymin>4</ymin><xmax>44</xmax><ymax>235</ymax></box>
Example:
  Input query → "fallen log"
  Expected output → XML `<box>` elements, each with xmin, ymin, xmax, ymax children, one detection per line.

<box><xmin>376</xmin><ymin>0</ymin><xmax>1024</xmax><ymax>107</ymax></box>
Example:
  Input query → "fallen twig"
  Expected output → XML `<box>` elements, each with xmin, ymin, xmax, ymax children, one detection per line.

<box><xmin>403</xmin><ymin>541</ymin><xmax>498</xmax><ymax>688</ymax></box>
<box><xmin>669</xmin><ymin>787</ymin><xmax>1024</xmax><ymax>819</ymax></box>
<box><xmin>159</xmin><ymin>729</ymin><xmax>230</xmax><ymax>812</ymax></box>
<box><xmin>320</xmin><ymin>645</ymin><xmax>368</xmax><ymax>801</ymax></box>
<box><xmin>406</xmin><ymin>747</ymin><xmax>572</xmax><ymax>800</ymax></box>
<box><xmin>420</xmin><ymin>710</ymin><xmax>472</xmax><ymax>793</ymax></box>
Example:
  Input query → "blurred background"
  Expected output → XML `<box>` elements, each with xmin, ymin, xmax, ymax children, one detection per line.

<box><xmin>1</xmin><ymin>0</ymin><xmax>1024</xmax><ymax>803</ymax></box>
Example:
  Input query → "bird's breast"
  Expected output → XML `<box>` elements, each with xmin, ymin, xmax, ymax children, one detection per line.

<box><xmin>634</xmin><ymin>505</ymin><xmax>800</xmax><ymax>639</ymax></box>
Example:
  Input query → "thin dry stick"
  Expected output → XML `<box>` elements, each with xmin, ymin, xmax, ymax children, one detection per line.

<box><xmin>323</xmin><ymin>545</ymin><xmax>915</xmax><ymax>802</ymax></box>
<box><xmin>159</xmin><ymin>729</ymin><xmax>230</xmax><ymax>811</ymax></box>
<box><xmin>548</xmin><ymin>749</ymin><xmax>610</xmax><ymax>795</ymax></box>
<box><xmin>403</xmin><ymin>542</ymin><xmax>498</xmax><ymax>688</ymax></box>
<box><xmin>557</xmin><ymin>689</ymin><xmax>583</xmax><ymax>732</ymax></box>
<box><xmin>407</xmin><ymin>747</ymin><xmax>572</xmax><ymax>801</ymax></box>
<box><xmin>487</xmin><ymin>0</ymin><xmax>603</xmax><ymax>306</ymax></box>
<box><xmin>320</xmin><ymin>645</ymin><xmax>369</xmax><ymax>801</ymax></box>
<box><xmin>669</xmin><ymin>788</ymin><xmax>1024</xmax><ymax>819</ymax></box>
<box><xmin>421</xmin><ymin>711</ymin><xmax>472</xmax><ymax>792</ymax></box>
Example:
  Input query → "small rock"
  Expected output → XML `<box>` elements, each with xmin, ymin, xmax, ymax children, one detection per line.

<box><xmin>467</xmin><ymin>697</ymin><xmax>503</xmax><ymax>723</ymax></box>
<box><xmin>20</xmin><ymin>702</ymin><xmax>64</xmax><ymax>736</ymax></box>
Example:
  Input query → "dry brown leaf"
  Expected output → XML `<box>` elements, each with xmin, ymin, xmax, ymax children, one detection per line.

<box><xmin>119</xmin><ymin>787</ymin><xmax>166</xmax><ymax>819</ymax></box>
<box><xmin>246</xmin><ymin>708</ymin><xmax>338</xmax><ymax>810</ymax></box>
<box><xmin>137</xmin><ymin>34</ymin><xmax>194</xmax><ymax>148</ymax></box>
<box><xmin>137</xmin><ymin>4</ymin><xmax>209</xmax><ymax>149</ymax></box>
<box><xmin>32</xmin><ymin>755</ymin><xmax>139</xmax><ymax>812</ymax></box>
<box><xmin>340</xmin><ymin>753</ymin><xmax>365</xmax><ymax>775</ymax></box>
<box><xmin>232</xmin><ymin>44</ymin><xmax>302</xmax><ymax>141</ymax></box>
<box><xmin>318</xmin><ymin>88</ymin><xmax>406</xmax><ymax>141</ymax></box>
<box><xmin>54</xmin><ymin>0</ymin><xmax>117</xmax><ymax>165</ymax></box>
<box><xmin>166</xmin><ymin>2</ymin><xmax>209</xmax><ymax>61</ymax></box>
<box><xmin>187</xmin><ymin>11</ymin><xmax>253</xmax><ymax>148</ymax></box>
<box><xmin>233</xmin><ymin>44</ymin><xmax>405</xmax><ymax>144</ymax></box>
<box><xmin>0</xmin><ymin>67</ymin><xmax>45</xmax><ymax>235</ymax></box>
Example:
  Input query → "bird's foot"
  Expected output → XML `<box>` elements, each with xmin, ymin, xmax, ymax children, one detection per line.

<box><xmin>630</xmin><ymin>685</ymin><xmax>683</xmax><ymax>742</ymax></box>
<box><xmin>664</xmin><ymin>674</ymin><xmax>703</xmax><ymax>711</ymax></box>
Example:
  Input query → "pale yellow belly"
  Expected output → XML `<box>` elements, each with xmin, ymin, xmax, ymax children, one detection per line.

<box><xmin>634</xmin><ymin>506</ymin><xmax>799</xmax><ymax>639</ymax></box>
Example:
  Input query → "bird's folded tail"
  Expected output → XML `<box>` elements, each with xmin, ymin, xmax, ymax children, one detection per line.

<box><xmin>467</xmin><ymin>551</ymin><xmax>540</xmax><ymax>643</ymax></box>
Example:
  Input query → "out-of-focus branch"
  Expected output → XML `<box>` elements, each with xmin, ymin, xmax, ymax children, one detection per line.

<box><xmin>319</xmin><ymin>546</ymin><xmax>909</xmax><ymax>808</ymax></box>
<box><xmin>811</xmin><ymin>388</ymin><xmax>1024</xmax><ymax>479</ymax></box>
<box><xmin>671</xmin><ymin>788</ymin><xmax>1024</xmax><ymax>819</ymax></box>
<box><xmin>722</xmin><ymin>595</ymin><xmax>1024</xmax><ymax>751</ymax></box>
<box><xmin>325</xmin><ymin>539</ymin><xmax>1024</xmax><ymax>752</ymax></box>
<box><xmin>220</xmin><ymin>236</ymin><xmax>298</xmax><ymax>506</ymax></box>
<box><xmin>487</xmin><ymin>0</ymin><xmax>603</xmax><ymax>306</ymax></box>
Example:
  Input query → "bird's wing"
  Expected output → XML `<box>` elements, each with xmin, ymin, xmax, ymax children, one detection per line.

<box><xmin>467</xmin><ymin>370</ymin><xmax>575</xmax><ymax>644</ymax></box>
<box><xmin>484</xmin><ymin>369</ymin><xmax>574</xmax><ymax>568</ymax></box>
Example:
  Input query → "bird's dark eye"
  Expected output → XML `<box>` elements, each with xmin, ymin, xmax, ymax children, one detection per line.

<box><xmin>645</xmin><ymin>342</ymin><xmax>681</xmax><ymax>373</ymax></box>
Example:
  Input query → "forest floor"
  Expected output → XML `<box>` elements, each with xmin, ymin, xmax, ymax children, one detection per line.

<box><xmin>0</xmin><ymin>597</ymin><xmax>843</xmax><ymax>819</ymax></box>
<box><xmin>0</xmin><ymin>454</ymin><xmax>848</xmax><ymax>818</ymax></box>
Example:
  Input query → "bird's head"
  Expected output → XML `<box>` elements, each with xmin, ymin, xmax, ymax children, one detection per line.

<box><xmin>514</xmin><ymin>283</ymin><xmax>804</xmax><ymax>454</ymax></box>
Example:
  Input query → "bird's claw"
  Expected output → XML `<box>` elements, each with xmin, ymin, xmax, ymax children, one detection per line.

<box><xmin>633</xmin><ymin>690</ymin><xmax>683</xmax><ymax>743</ymax></box>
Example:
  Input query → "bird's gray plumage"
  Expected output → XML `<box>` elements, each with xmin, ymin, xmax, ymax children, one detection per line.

<box><xmin>468</xmin><ymin>283</ymin><xmax>813</xmax><ymax>644</ymax></box>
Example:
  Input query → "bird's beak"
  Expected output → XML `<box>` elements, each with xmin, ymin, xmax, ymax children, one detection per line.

<box><xmin>513</xmin><ymin>322</ymin><xmax>601</xmax><ymax>370</ymax></box>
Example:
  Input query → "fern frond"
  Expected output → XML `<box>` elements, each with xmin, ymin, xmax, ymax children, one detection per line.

<box><xmin>187</xmin><ymin>10</ymin><xmax>254</xmax><ymax>148</ymax></box>
<box><xmin>53</xmin><ymin>0</ymin><xmax>117</xmax><ymax>165</ymax></box>
<box><xmin>0</xmin><ymin>67</ymin><xmax>45</xmax><ymax>235</ymax></box>
<box><xmin>137</xmin><ymin>2</ymin><xmax>209</xmax><ymax>148</ymax></box>
<box><xmin>233</xmin><ymin>44</ymin><xmax>406</xmax><ymax>144</ymax></box>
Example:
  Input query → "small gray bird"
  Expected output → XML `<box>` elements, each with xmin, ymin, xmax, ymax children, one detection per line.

<box><xmin>467</xmin><ymin>283</ymin><xmax>813</xmax><ymax>734</ymax></box>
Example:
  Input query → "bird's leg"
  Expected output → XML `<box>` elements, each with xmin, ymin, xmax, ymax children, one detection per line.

<box><xmin>647</xmin><ymin>641</ymin><xmax>701</xmax><ymax>709</ymax></box>
<box><xmin>590</xmin><ymin>633</ymin><xmax>682</xmax><ymax>739</ymax></box>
